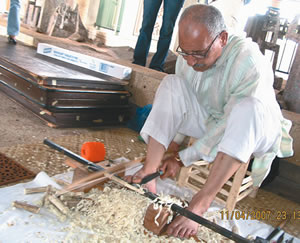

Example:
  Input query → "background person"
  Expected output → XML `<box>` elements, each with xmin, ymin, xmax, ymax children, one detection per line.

<box><xmin>7</xmin><ymin>0</ymin><xmax>21</xmax><ymax>44</ymax></box>
<box><xmin>133</xmin><ymin>0</ymin><xmax>185</xmax><ymax>72</ymax></box>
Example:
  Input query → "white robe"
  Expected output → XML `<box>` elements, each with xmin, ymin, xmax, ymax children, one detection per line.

<box><xmin>141</xmin><ymin>35</ymin><xmax>293</xmax><ymax>187</ymax></box>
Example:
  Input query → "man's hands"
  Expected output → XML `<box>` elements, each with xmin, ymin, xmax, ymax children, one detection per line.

<box><xmin>160</xmin><ymin>154</ymin><xmax>184</xmax><ymax>179</ymax></box>
<box><xmin>124</xmin><ymin>153</ymin><xmax>184</xmax><ymax>193</ymax></box>
<box><xmin>125</xmin><ymin>136</ymin><xmax>243</xmax><ymax>240</ymax></box>
<box><xmin>124</xmin><ymin>168</ymin><xmax>157</xmax><ymax>193</ymax></box>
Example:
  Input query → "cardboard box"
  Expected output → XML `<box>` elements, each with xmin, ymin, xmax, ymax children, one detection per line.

<box><xmin>37</xmin><ymin>43</ymin><xmax>132</xmax><ymax>80</ymax></box>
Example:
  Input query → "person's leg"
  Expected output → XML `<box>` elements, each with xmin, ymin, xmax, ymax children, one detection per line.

<box><xmin>7</xmin><ymin>0</ymin><xmax>21</xmax><ymax>43</ymax></box>
<box><xmin>149</xmin><ymin>0</ymin><xmax>184</xmax><ymax>71</ymax></box>
<box><xmin>140</xmin><ymin>74</ymin><xmax>208</xmax><ymax>150</ymax></box>
<box><xmin>133</xmin><ymin>0</ymin><xmax>162</xmax><ymax>66</ymax></box>
<box><xmin>126</xmin><ymin>74</ymin><xmax>207</xmax><ymax>192</ymax></box>
<box><xmin>218</xmin><ymin>97</ymin><xmax>281</xmax><ymax>186</ymax></box>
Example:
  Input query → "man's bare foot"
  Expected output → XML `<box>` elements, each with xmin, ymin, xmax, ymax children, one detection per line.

<box><xmin>166</xmin><ymin>215</ymin><xmax>198</xmax><ymax>238</ymax></box>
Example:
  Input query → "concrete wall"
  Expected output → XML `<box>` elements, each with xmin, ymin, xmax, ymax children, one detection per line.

<box><xmin>114</xmin><ymin>59</ymin><xmax>166</xmax><ymax>106</ymax></box>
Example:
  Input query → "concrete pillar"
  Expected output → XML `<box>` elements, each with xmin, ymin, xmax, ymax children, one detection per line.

<box><xmin>77</xmin><ymin>0</ymin><xmax>90</xmax><ymax>27</ymax></box>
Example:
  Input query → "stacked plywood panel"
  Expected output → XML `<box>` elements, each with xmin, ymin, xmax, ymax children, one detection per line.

<box><xmin>0</xmin><ymin>39</ymin><xmax>132</xmax><ymax>128</ymax></box>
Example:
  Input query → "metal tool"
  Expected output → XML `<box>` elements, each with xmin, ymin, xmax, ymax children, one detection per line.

<box><xmin>277</xmin><ymin>233</ymin><xmax>285</xmax><ymax>243</ymax></box>
<box><xmin>140</xmin><ymin>171</ymin><xmax>163</xmax><ymax>185</ymax></box>
<box><xmin>44</xmin><ymin>139</ymin><xmax>104</xmax><ymax>172</ymax></box>
<box><xmin>44</xmin><ymin>139</ymin><xmax>267</xmax><ymax>243</ymax></box>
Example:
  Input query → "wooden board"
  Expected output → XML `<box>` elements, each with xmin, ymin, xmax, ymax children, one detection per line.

<box><xmin>0</xmin><ymin>70</ymin><xmax>130</xmax><ymax>109</ymax></box>
<box><xmin>0</xmin><ymin>36</ymin><xmax>133</xmax><ymax>128</ymax></box>
<box><xmin>0</xmin><ymin>81</ymin><xmax>131</xmax><ymax>128</ymax></box>
<box><xmin>61</xmin><ymin>157</ymin><xmax>144</xmax><ymax>193</ymax></box>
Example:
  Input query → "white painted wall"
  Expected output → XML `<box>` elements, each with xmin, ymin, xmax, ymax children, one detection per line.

<box><xmin>86</xmin><ymin>0</ymin><xmax>101</xmax><ymax>27</ymax></box>
<box><xmin>80</xmin><ymin>0</ymin><xmax>260</xmax><ymax>50</ymax></box>
<box><xmin>0</xmin><ymin>0</ymin><xmax>8</xmax><ymax>13</ymax></box>
<box><xmin>210</xmin><ymin>0</ymin><xmax>246</xmax><ymax>36</ymax></box>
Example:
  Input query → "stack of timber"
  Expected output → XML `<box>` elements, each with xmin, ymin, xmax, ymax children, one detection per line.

<box><xmin>0</xmin><ymin>39</ymin><xmax>132</xmax><ymax>128</ymax></box>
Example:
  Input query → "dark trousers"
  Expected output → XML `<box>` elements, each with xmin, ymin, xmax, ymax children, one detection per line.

<box><xmin>133</xmin><ymin>0</ymin><xmax>185</xmax><ymax>72</ymax></box>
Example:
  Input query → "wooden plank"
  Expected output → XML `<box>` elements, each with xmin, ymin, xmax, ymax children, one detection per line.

<box><xmin>0</xmin><ymin>81</ymin><xmax>131</xmax><ymax>127</ymax></box>
<box><xmin>177</xmin><ymin>166</ymin><xmax>193</xmax><ymax>187</ymax></box>
<box><xmin>242</xmin><ymin>175</ymin><xmax>253</xmax><ymax>185</ymax></box>
<box><xmin>0</xmin><ymin>63</ymin><xmax>130</xmax><ymax>108</ymax></box>
<box><xmin>57</xmin><ymin>157</ymin><xmax>145</xmax><ymax>195</ymax></box>
<box><xmin>239</xmin><ymin>181</ymin><xmax>253</xmax><ymax>193</ymax></box>
<box><xmin>237</xmin><ymin>188</ymin><xmax>255</xmax><ymax>201</ymax></box>
<box><xmin>226</xmin><ymin>162</ymin><xmax>249</xmax><ymax>211</ymax></box>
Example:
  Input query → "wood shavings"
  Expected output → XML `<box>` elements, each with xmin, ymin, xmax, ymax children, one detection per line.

<box><xmin>7</xmin><ymin>221</ymin><xmax>15</xmax><ymax>227</ymax></box>
<box><xmin>62</xmin><ymin>187</ymin><xmax>198</xmax><ymax>242</ymax></box>
<box><xmin>232</xmin><ymin>225</ymin><xmax>239</xmax><ymax>234</ymax></box>
<box><xmin>35</xmin><ymin>182</ymin><xmax>233</xmax><ymax>242</ymax></box>
<box><xmin>152</xmin><ymin>194</ymin><xmax>188</xmax><ymax>226</ymax></box>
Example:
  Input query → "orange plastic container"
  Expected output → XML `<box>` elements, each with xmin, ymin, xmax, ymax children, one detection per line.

<box><xmin>81</xmin><ymin>142</ymin><xmax>106</xmax><ymax>162</ymax></box>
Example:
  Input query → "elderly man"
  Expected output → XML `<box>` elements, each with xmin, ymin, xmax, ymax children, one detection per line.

<box><xmin>125</xmin><ymin>4</ymin><xmax>293</xmax><ymax>239</ymax></box>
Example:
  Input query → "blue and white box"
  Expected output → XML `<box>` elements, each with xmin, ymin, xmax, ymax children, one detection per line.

<box><xmin>37</xmin><ymin>43</ymin><xmax>132</xmax><ymax>80</ymax></box>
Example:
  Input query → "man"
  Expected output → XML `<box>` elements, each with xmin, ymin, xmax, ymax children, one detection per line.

<box><xmin>125</xmin><ymin>4</ymin><xmax>293</xmax><ymax>239</ymax></box>
<box><xmin>133</xmin><ymin>0</ymin><xmax>185</xmax><ymax>72</ymax></box>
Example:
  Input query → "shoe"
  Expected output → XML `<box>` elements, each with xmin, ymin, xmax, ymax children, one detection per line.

<box><xmin>8</xmin><ymin>36</ymin><xmax>17</xmax><ymax>45</ymax></box>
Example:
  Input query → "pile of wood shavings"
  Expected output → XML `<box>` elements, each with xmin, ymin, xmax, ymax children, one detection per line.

<box><xmin>60</xmin><ymin>185</ymin><xmax>231</xmax><ymax>243</ymax></box>
<box><xmin>61</xmin><ymin>186</ymin><xmax>192</xmax><ymax>242</ymax></box>
<box><xmin>152</xmin><ymin>194</ymin><xmax>188</xmax><ymax>226</ymax></box>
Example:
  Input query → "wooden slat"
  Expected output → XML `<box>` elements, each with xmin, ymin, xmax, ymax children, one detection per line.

<box><xmin>242</xmin><ymin>175</ymin><xmax>253</xmax><ymax>185</ymax></box>
<box><xmin>57</xmin><ymin>157</ymin><xmax>145</xmax><ymax>195</ymax></box>
<box><xmin>239</xmin><ymin>181</ymin><xmax>253</xmax><ymax>193</ymax></box>
<box><xmin>189</xmin><ymin>173</ymin><xmax>230</xmax><ymax>197</ymax></box>
<box><xmin>237</xmin><ymin>187</ymin><xmax>255</xmax><ymax>201</ymax></box>
<box><xmin>226</xmin><ymin>161</ymin><xmax>250</xmax><ymax>211</ymax></box>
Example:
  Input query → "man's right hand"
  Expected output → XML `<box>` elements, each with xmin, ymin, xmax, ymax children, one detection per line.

<box><xmin>160</xmin><ymin>155</ymin><xmax>184</xmax><ymax>180</ymax></box>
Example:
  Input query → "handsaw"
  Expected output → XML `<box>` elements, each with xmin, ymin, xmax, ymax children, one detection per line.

<box><xmin>44</xmin><ymin>139</ymin><xmax>269</xmax><ymax>243</ymax></box>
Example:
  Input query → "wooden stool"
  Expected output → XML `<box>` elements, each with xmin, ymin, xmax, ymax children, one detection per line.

<box><xmin>176</xmin><ymin>159</ymin><xmax>255</xmax><ymax>211</ymax></box>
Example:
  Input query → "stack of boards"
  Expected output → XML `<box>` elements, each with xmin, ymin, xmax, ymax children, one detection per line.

<box><xmin>0</xmin><ymin>40</ymin><xmax>132</xmax><ymax>128</ymax></box>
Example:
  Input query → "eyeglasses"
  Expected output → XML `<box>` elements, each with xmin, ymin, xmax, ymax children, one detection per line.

<box><xmin>176</xmin><ymin>32</ymin><xmax>221</xmax><ymax>59</ymax></box>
